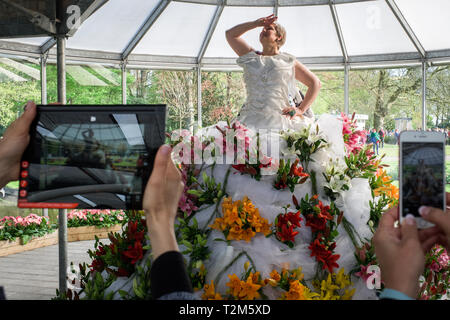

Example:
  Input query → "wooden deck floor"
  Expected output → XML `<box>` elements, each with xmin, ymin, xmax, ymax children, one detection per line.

<box><xmin>0</xmin><ymin>240</ymin><xmax>102</xmax><ymax>300</ymax></box>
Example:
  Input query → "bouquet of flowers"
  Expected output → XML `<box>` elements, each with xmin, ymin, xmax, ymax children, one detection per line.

<box><xmin>273</xmin><ymin>158</ymin><xmax>309</xmax><ymax>192</ymax></box>
<box><xmin>293</xmin><ymin>194</ymin><xmax>343</xmax><ymax>274</ymax></box>
<box><xmin>271</xmin><ymin>205</ymin><xmax>302</xmax><ymax>248</ymax></box>
<box><xmin>419</xmin><ymin>245</ymin><xmax>450</xmax><ymax>300</ymax></box>
<box><xmin>322</xmin><ymin>158</ymin><xmax>352</xmax><ymax>201</ymax></box>
<box><xmin>210</xmin><ymin>196</ymin><xmax>272</xmax><ymax>242</ymax></box>
<box><xmin>281</xmin><ymin>125</ymin><xmax>328</xmax><ymax>171</ymax></box>
<box><xmin>341</xmin><ymin>112</ymin><xmax>367</xmax><ymax>155</ymax></box>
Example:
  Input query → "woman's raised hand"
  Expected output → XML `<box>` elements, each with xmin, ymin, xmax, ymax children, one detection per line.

<box><xmin>255</xmin><ymin>14</ymin><xmax>277</xmax><ymax>27</ymax></box>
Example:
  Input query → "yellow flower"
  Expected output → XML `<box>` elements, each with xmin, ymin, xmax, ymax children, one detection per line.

<box><xmin>210</xmin><ymin>196</ymin><xmax>271</xmax><ymax>242</ymax></box>
<box><xmin>341</xmin><ymin>288</ymin><xmax>356</xmax><ymax>300</ymax></box>
<box><xmin>283</xmin><ymin>280</ymin><xmax>305</xmax><ymax>300</ymax></box>
<box><xmin>202</xmin><ymin>280</ymin><xmax>222</xmax><ymax>300</ymax></box>
<box><xmin>226</xmin><ymin>274</ymin><xmax>242</xmax><ymax>298</ymax></box>
<box><xmin>239</xmin><ymin>274</ymin><xmax>261</xmax><ymax>300</ymax></box>
<box><xmin>335</xmin><ymin>268</ymin><xmax>351</xmax><ymax>289</ymax></box>
<box><xmin>269</xmin><ymin>269</ymin><xmax>281</xmax><ymax>282</ymax></box>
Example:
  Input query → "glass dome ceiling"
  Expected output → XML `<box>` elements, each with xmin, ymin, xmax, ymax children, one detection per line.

<box><xmin>0</xmin><ymin>0</ymin><xmax>449</xmax><ymax>70</ymax></box>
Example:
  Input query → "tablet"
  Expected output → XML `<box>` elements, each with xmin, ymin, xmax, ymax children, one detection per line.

<box><xmin>18</xmin><ymin>105</ymin><xmax>166</xmax><ymax>210</ymax></box>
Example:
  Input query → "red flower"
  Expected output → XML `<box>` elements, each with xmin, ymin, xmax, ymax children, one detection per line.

<box><xmin>305</xmin><ymin>215</ymin><xmax>328</xmax><ymax>233</ymax></box>
<box><xmin>308</xmin><ymin>239</ymin><xmax>330</xmax><ymax>264</ymax></box>
<box><xmin>122</xmin><ymin>241</ymin><xmax>143</xmax><ymax>265</ymax></box>
<box><xmin>89</xmin><ymin>258</ymin><xmax>104</xmax><ymax>272</ymax></box>
<box><xmin>309</xmin><ymin>239</ymin><xmax>340</xmax><ymax>273</ymax></box>
<box><xmin>322</xmin><ymin>252</ymin><xmax>340</xmax><ymax>273</ymax></box>
<box><xmin>286</xmin><ymin>211</ymin><xmax>302</xmax><ymax>228</ymax></box>
<box><xmin>127</xmin><ymin>221</ymin><xmax>145</xmax><ymax>242</ymax></box>
<box><xmin>276</xmin><ymin>224</ymin><xmax>299</xmax><ymax>243</ymax></box>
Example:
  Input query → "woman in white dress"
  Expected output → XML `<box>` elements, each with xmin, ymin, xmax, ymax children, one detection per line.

<box><xmin>225</xmin><ymin>14</ymin><xmax>321</xmax><ymax>130</ymax></box>
<box><xmin>104</xmin><ymin>15</ymin><xmax>377</xmax><ymax>300</ymax></box>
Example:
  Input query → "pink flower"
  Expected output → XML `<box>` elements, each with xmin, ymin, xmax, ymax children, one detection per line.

<box><xmin>430</xmin><ymin>261</ymin><xmax>441</xmax><ymax>272</ymax></box>
<box><xmin>99</xmin><ymin>217</ymin><xmax>104</xmax><ymax>222</ymax></box>
<box><xmin>438</xmin><ymin>254</ymin><xmax>449</xmax><ymax>268</ymax></box>
<box><xmin>355</xmin><ymin>264</ymin><xmax>376</xmax><ymax>283</ymax></box>
<box><xmin>117</xmin><ymin>215</ymin><xmax>124</xmax><ymax>221</ymax></box>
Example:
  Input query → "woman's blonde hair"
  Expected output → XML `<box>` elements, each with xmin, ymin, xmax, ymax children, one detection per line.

<box><xmin>274</xmin><ymin>23</ymin><xmax>286</xmax><ymax>48</ymax></box>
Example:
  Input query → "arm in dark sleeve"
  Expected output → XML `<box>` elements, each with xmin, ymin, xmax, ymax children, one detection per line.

<box><xmin>150</xmin><ymin>251</ymin><xmax>193</xmax><ymax>300</ymax></box>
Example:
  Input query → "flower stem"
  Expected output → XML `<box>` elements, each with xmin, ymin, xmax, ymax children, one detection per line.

<box><xmin>310</xmin><ymin>170</ymin><xmax>318</xmax><ymax>195</ymax></box>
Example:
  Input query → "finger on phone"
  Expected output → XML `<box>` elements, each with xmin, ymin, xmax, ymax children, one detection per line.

<box><xmin>419</xmin><ymin>206</ymin><xmax>450</xmax><ymax>235</ymax></box>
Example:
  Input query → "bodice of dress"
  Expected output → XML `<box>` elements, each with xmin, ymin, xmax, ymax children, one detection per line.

<box><xmin>236</xmin><ymin>51</ymin><xmax>310</xmax><ymax>131</ymax></box>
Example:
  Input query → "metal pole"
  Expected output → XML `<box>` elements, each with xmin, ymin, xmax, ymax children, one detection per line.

<box><xmin>197</xmin><ymin>66</ymin><xmax>202</xmax><ymax>128</ymax></box>
<box><xmin>56</xmin><ymin>36</ymin><xmax>66</xmax><ymax>104</ymax></box>
<box><xmin>58</xmin><ymin>208</ymin><xmax>68</xmax><ymax>294</ymax></box>
<box><xmin>421</xmin><ymin>60</ymin><xmax>427</xmax><ymax>131</ymax></box>
<box><xmin>56</xmin><ymin>34</ymin><xmax>68</xmax><ymax>295</ymax></box>
<box><xmin>121</xmin><ymin>61</ymin><xmax>127</xmax><ymax>104</ymax></box>
<box><xmin>40</xmin><ymin>53</ymin><xmax>47</xmax><ymax>105</ymax></box>
<box><xmin>344</xmin><ymin>64</ymin><xmax>349</xmax><ymax>115</ymax></box>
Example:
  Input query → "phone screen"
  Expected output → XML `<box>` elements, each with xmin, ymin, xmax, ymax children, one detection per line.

<box><xmin>401</xmin><ymin>142</ymin><xmax>444</xmax><ymax>217</ymax></box>
<box><xmin>18</xmin><ymin>106</ymin><xmax>166</xmax><ymax>210</ymax></box>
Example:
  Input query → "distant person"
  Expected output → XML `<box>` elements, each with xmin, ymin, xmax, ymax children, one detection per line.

<box><xmin>394</xmin><ymin>129</ymin><xmax>400</xmax><ymax>145</ymax></box>
<box><xmin>378</xmin><ymin>128</ymin><xmax>385</xmax><ymax>148</ymax></box>
<box><xmin>370</xmin><ymin>128</ymin><xmax>381</xmax><ymax>155</ymax></box>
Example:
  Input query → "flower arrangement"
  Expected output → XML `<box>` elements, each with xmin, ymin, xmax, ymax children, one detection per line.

<box><xmin>281</xmin><ymin>125</ymin><xmax>328</xmax><ymax>171</ymax></box>
<box><xmin>0</xmin><ymin>214</ymin><xmax>56</xmax><ymax>244</ymax></box>
<box><xmin>271</xmin><ymin>205</ymin><xmax>302</xmax><ymax>248</ymax></box>
<box><xmin>344</xmin><ymin>144</ymin><xmax>384</xmax><ymax>180</ymax></box>
<box><xmin>293</xmin><ymin>194</ymin><xmax>343</xmax><ymax>274</ymax></box>
<box><xmin>322</xmin><ymin>158</ymin><xmax>352</xmax><ymax>201</ymax></box>
<box><xmin>273</xmin><ymin>158</ymin><xmax>309</xmax><ymax>192</ymax></box>
<box><xmin>265</xmin><ymin>266</ymin><xmax>319</xmax><ymax>300</ymax></box>
<box><xmin>178</xmin><ymin>164</ymin><xmax>200</xmax><ymax>216</ymax></box>
<box><xmin>87</xmin><ymin>213</ymin><xmax>148</xmax><ymax>278</ymax></box>
<box><xmin>340</xmin><ymin>112</ymin><xmax>367</xmax><ymax>155</ymax></box>
<box><xmin>419</xmin><ymin>244</ymin><xmax>450</xmax><ymax>300</ymax></box>
<box><xmin>67</xmin><ymin>209</ymin><xmax>127</xmax><ymax>228</ymax></box>
<box><xmin>210</xmin><ymin>196</ymin><xmax>272</xmax><ymax>242</ymax></box>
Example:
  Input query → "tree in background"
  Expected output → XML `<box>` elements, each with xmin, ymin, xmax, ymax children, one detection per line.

<box><xmin>201</xmin><ymin>71</ymin><xmax>245</xmax><ymax>127</ymax></box>
<box><xmin>427</xmin><ymin>66</ymin><xmax>450</xmax><ymax>128</ymax></box>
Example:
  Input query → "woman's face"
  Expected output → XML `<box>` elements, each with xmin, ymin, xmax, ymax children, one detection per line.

<box><xmin>259</xmin><ymin>24</ymin><xmax>279</xmax><ymax>46</ymax></box>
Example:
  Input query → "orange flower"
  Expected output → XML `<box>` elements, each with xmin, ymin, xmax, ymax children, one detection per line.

<box><xmin>210</xmin><ymin>196</ymin><xmax>271</xmax><ymax>242</ymax></box>
<box><xmin>202</xmin><ymin>280</ymin><xmax>222</xmax><ymax>300</ymax></box>
<box><xmin>283</xmin><ymin>280</ymin><xmax>306</xmax><ymax>300</ymax></box>
<box><xmin>226</xmin><ymin>274</ymin><xmax>242</xmax><ymax>297</ymax></box>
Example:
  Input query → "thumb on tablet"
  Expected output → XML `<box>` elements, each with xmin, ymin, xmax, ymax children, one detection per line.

<box><xmin>148</xmin><ymin>145</ymin><xmax>172</xmax><ymax>186</ymax></box>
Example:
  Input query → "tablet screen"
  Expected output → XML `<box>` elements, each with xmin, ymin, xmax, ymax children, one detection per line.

<box><xmin>18</xmin><ymin>105</ymin><xmax>166</xmax><ymax>210</ymax></box>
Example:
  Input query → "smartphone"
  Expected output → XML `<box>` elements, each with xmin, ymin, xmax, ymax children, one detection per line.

<box><xmin>18</xmin><ymin>105</ymin><xmax>166</xmax><ymax>210</ymax></box>
<box><xmin>399</xmin><ymin>131</ymin><xmax>446</xmax><ymax>228</ymax></box>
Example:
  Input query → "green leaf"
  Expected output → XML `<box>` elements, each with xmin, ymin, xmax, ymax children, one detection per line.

<box><xmin>21</xmin><ymin>234</ymin><xmax>31</xmax><ymax>245</ymax></box>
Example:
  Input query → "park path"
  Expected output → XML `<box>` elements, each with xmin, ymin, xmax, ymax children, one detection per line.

<box><xmin>0</xmin><ymin>240</ymin><xmax>100</xmax><ymax>300</ymax></box>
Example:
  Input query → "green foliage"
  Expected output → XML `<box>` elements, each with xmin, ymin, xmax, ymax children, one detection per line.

<box><xmin>187</xmin><ymin>172</ymin><xmax>223</xmax><ymax>206</ymax></box>
<box><xmin>177</xmin><ymin>215</ymin><xmax>211</xmax><ymax>290</ymax></box>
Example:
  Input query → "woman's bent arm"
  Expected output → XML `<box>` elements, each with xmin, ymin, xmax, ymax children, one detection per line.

<box><xmin>294</xmin><ymin>60</ymin><xmax>322</xmax><ymax>113</ymax></box>
<box><xmin>225</xmin><ymin>20</ymin><xmax>257</xmax><ymax>56</ymax></box>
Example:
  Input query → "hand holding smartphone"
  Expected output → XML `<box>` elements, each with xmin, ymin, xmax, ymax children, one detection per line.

<box><xmin>17</xmin><ymin>105</ymin><xmax>166</xmax><ymax>210</ymax></box>
<box><xmin>399</xmin><ymin>131</ymin><xmax>446</xmax><ymax>228</ymax></box>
